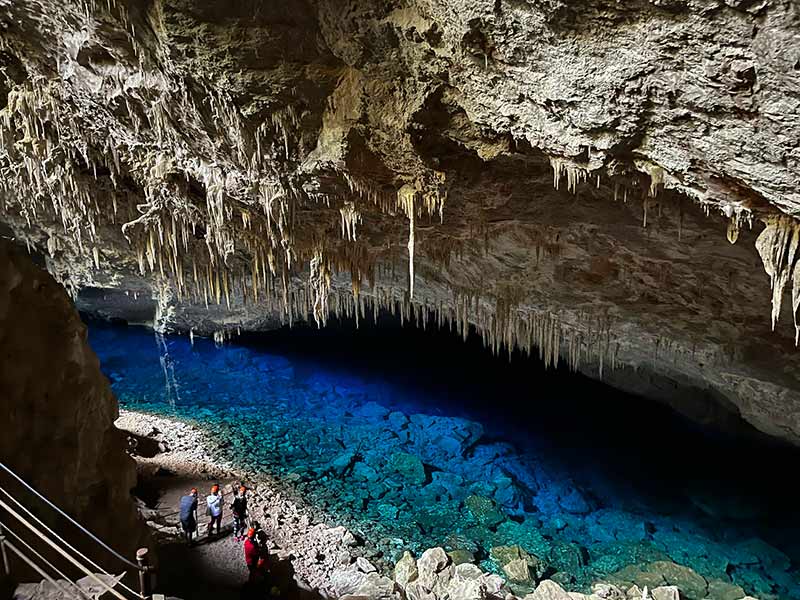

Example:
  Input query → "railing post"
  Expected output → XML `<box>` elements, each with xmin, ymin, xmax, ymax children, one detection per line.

<box><xmin>136</xmin><ymin>548</ymin><xmax>151</xmax><ymax>599</ymax></box>
<box><xmin>0</xmin><ymin>522</ymin><xmax>10</xmax><ymax>576</ymax></box>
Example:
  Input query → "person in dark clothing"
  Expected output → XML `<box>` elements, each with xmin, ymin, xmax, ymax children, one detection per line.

<box><xmin>232</xmin><ymin>485</ymin><xmax>248</xmax><ymax>541</ymax></box>
<box><xmin>179</xmin><ymin>488</ymin><xmax>199</xmax><ymax>545</ymax></box>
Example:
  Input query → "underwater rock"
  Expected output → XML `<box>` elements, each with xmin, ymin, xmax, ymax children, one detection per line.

<box><xmin>491</xmin><ymin>545</ymin><xmax>548</xmax><ymax>586</ymax></box>
<box><xmin>558</xmin><ymin>489</ymin><xmax>592</xmax><ymax>515</ymax></box>
<box><xmin>491</xmin><ymin>545</ymin><xmax>528</xmax><ymax>566</ymax></box>
<box><xmin>465</xmin><ymin>495</ymin><xmax>506</xmax><ymax>528</ymax></box>
<box><xmin>447</xmin><ymin>549</ymin><xmax>476</xmax><ymax>566</ymax></box>
<box><xmin>729</xmin><ymin>538</ymin><xmax>790</xmax><ymax>571</ymax></box>
<box><xmin>494</xmin><ymin>521</ymin><xmax>552</xmax><ymax>559</ymax></box>
<box><xmin>606</xmin><ymin>565</ymin><xmax>666</xmax><ymax>590</ymax></box>
<box><xmin>493</xmin><ymin>475</ymin><xmax>523</xmax><ymax>510</ymax></box>
<box><xmin>387</xmin><ymin>411</ymin><xmax>409</xmax><ymax>430</ymax></box>
<box><xmin>547</xmin><ymin>542</ymin><xmax>588</xmax><ymax>574</ymax></box>
<box><xmin>353</xmin><ymin>461</ymin><xmax>381</xmax><ymax>482</ymax></box>
<box><xmin>705</xmin><ymin>579</ymin><xmax>746</xmax><ymax>600</ymax></box>
<box><xmin>354</xmin><ymin>401</ymin><xmax>391</xmax><ymax>420</ymax></box>
<box><xmin>395</xmin><ymin>551</ymin><xmax>419</xmax><ymax>587</ymax></box>
<box><xmin>585</xmin><ymin>510</ymin><xmax>647</xmax><ymax>544</ymax></box>
<box><xmin>408</xmin><ymin>415</ymin><xmax>484</xmax><ymax>466</ymax></box>
<box><xmin>645</xmin><ymin>562</ymin><xmax>708</xmax><ymax>600</ymax></box>
<box><xmin>504</xmin><ymin>558</ymin><xmax>534</xmax><ymax>583</ymax></box>
<box><xmin>331</xmin><ymin>450</ymin><xmax>359</xmax><ymax>476</ymax></box>
<box><xmin>389</xmin><ymin>452</ymin><xmax>427</xmax><ymax>485</ymax></box>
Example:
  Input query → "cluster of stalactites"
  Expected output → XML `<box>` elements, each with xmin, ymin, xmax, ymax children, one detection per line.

<box><xmin>339</xmin><ymin>201</ymin><xmax>361</xmax><ymax>242</ymax></box>
<box><xmin>549</xmin><ymin>156</ymin><xmax>591</xmax><ymax>194</ymax></box>
<box><xmin>0</xmin><ymin>79</ymin><xmax>106</xmax><ymax>260</ymax></box>
<box><xmin>309</xmin><ymin>248</ymin><xmax>332</xmax><ymax>327</ymax></box>
<box><xmin>755</xmin><ymin>215</ymin><xmax>800</xmax><ymax>344</ymax></box>
<box><xmin>0</xmin><ymin>0</ymin><xmax>309</xmax><ymax>282</ymax></box>
<box><xmin>188</xmin><ymin>265</ymin><xmax>621</xmax><ymax>375</ymax></box>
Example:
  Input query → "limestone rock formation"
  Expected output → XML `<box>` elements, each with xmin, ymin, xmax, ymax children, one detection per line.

<box><xmin>0</xmin><ymin>240</ymin><xmax>146</xmax><ymax>569</ymax></box>
<box><xmin>2</xmin><ymin>1</ymin><xmax>800</xmax><ymax>443</ymax></box>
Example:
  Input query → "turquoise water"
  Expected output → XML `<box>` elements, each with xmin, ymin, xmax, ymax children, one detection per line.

<box><xmin>89</xmin><ymin>320</ymin><xmax>799</xmax><ymax>599</ymax></box>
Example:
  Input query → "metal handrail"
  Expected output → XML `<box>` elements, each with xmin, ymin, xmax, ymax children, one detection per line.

<box><xmin>0</xmin><ymin>461</ymin><xmax>143</xmax><ymax>572</ymax></box>
<box><xmin>0</xmin><ymin>496</ymin><xmax>131</xmax><ymax>600</ymax></box>
<box><xmin>0</xmin><ymin>519</ymin><xmax>94</xmax><ymax>600</ymax></box>
<box><xmin>2</xmin><ymin>537</ymin><xmax>80</xmax><ymax>599</ymax></box>
<box><xmin>0</xmin><ymin>461</ymin><xmax>154</xmax><ymax>598</ymax></box>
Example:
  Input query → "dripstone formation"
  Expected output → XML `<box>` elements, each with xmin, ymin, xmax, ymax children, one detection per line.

<box><xmin>2</xmin><ymin>1</ymin><xmax>800</xmax><ymax>443</ymax></box>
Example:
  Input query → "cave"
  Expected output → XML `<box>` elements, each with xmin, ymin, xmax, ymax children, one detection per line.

<box><xmin>1</xmin><ymin>1</ymin><xmax>800</xmax><ymax>600</ymax></box>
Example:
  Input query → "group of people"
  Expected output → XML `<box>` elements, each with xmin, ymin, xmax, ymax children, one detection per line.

<box><xmin>178</xmin><ymin>483</ymin><xmax>270</xmax><ymax>584</ymax></box>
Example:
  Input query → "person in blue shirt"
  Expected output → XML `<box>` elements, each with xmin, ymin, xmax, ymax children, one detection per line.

<box><xmin>178</xmin><ymin>488</ymin><xmax>198</xmax><ymax>545</ymax></box>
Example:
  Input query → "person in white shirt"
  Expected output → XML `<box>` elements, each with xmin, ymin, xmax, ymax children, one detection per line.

<box><xmin>206</xmin><ymin>483</ymin><xmax>224</xmax><ymax>537</ymax></box>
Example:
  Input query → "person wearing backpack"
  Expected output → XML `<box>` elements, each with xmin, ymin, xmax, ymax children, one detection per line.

<box><xmin>232</xmin><ymin>485</ymin><xmax>249</xmax><ymax>541</ymax></box>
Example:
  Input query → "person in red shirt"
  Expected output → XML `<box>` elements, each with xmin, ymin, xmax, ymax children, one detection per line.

<box><xmin>244</xmin><ymin>528</ymin><xmax>260</xmax><ymax>582</ymax></box>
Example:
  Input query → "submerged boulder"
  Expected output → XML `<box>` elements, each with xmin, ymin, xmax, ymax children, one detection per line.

<box><xmin>644</xmin><ymin>562</ymin><xmax>708</xmax><ymax>600</ymax></box>
<box><xmin>389</xmin><ymin>452</ymin><xmax>427</xmax><ymax>485</ymax></box>
<box><xmin>547</xmin><ymin>542</ymin><xmax>588</xmax><ymax>574</ymax></box>
<box><xmin>606</xmin><ymin>565</ymin><xmax>666</xmax><ymax>591</ymax></box>
<box><xmin>448</xmin><ymin>549</ymin><xmax>476</xmax><ymax>566</ymax></box>
<box><xmin>705</xmin><ymin>579</ymin><xmax>747</xmax><ymax>600</ymax></box>
<box><xmin>465</xmin><ymin>495</ymin><xmax>506</xmax><ymax>528</ymax></box>
<box><xmin>331</xmin><ymin>451</ymin><xmax>358</xmax><ymax>476</ymax></box>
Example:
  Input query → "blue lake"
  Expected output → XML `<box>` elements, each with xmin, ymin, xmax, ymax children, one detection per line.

<box><xmin>88</xmin><ymin>319</ymin><xmax>800</xmax><ymax>599</ymax></box>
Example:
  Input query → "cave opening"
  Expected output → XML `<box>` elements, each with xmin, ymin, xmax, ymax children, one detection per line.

<box><xmin>87</xmin><ymin>315</ymin><xmax>800</xmax><ymax>599</ymax></box>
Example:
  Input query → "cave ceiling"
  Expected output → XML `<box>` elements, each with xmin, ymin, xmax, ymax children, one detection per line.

<box><xmin>2</xmin><ymin>0</ymin><xmax>800</xmax><ymax>442</ymax></box>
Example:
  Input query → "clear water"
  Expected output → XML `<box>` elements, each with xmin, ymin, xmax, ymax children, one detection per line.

<box><xmin>88</xmin><ymin>319</ymin><xmax>800</xmax><ymax>599</ymax></box>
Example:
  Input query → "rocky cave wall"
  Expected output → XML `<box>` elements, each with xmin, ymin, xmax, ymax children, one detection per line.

<box><xmin>1</xmin><ymin>1</ymin><xmax>800</xmax><ymax>443</ymax></box>
<box><xmin>0</xmin><ymin>238</ymin><xmax>146</xmax><ymax>573</ymax></box>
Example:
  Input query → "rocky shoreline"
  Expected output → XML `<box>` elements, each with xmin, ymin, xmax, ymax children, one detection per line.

<box><xmin>116</xmin><ymin>410</ymin><xmax>760</xmax><ymax>600</ymax></box>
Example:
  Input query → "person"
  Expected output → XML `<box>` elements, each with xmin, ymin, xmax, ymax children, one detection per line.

<box><xmin>206</xmin><ymin>484</ymin><xmax>224</xmax><ymax>537</ymax></box>
<box><xmin>243</xmin><ymin>527</ymin><xmax>260</xmax><ymax>583</ymax></box>
<box><xmin>178</xmin><ymin>488</ymin><xmax>198</xmax><ymax>545</ymax></box>
<box><xmin>232</xmin><ymin>485</ymin><xmax>248</xmax><ymax>541</ymax></box>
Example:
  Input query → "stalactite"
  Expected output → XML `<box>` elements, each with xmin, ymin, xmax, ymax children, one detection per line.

<box><xmin>309</xmin><ymin>248</ymin><xmax>332</xmax><ymax>328</ymax></box>
<box><xmin>755</xmin><ymin>215</ymin><xmax>800</xmax><ymax>342</ymax></box>
<box><xmin>549</xmin><ymin>156</ymin><xmax>589</xmax><ymax>194</ymax></box>
<box><xmin>339</xmin><ymin>201</ymin><xmax>361</xmax><ymax>242</ymax></box>
<box><xmin>397</xmin><ymin>184</ymin><xmax>417</xmax><ymax>299</ymax></box>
